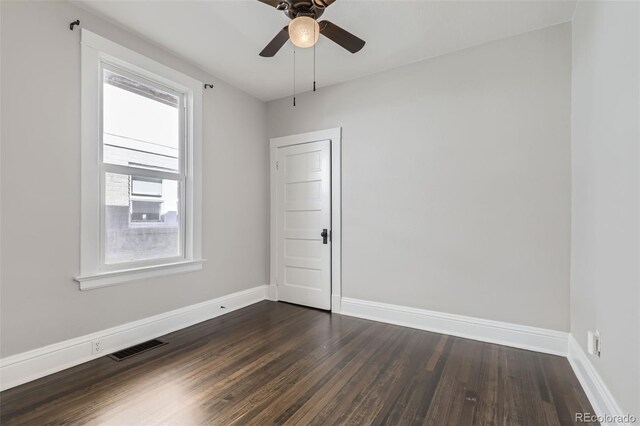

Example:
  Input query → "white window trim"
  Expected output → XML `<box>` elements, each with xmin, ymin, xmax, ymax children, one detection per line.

<box><xmin>75</xmin><ymin>29</ymin><xmax>204</xmax><ymax>290</ymax></box>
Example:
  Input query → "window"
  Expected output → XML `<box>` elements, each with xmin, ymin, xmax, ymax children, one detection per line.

<box><xmin>102</xmin><ymin>67</ymin><xmax>183</xmax><ymax>264</ymax></box>
<box><xmin>130</xmin><ymin>177</ymin><xmax>165</xmax><ymax>223</ymax></box>
<box><xmin>77</xmin><ymin>29</ymin><xmax>203</xmax><ymax>290</ymax></box>
<box><xmin>131</xmin><ymin>200</ymin><xmax>163</xmax><ymax>223</ymax></box>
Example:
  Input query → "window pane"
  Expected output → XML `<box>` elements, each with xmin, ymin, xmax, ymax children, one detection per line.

<box><xmin>131</xmin><ymin>177</ymin><xmax>162</xmax><ymax>197</ymax></box>
<box><xmin>105</xmin><ymin>173</ymin><xmax>181</xmax><ymax>264</ymax></box>
<box><xmin>102</xmin><ymin>68</ymin><xmax>181</xmax><ymax>173</ymax></box>
<box><xmin>131</xmin><ymin>200</ymin><xmax>162</xmax><ymax>222</ymax></box>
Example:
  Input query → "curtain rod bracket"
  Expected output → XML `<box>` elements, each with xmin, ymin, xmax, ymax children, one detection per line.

<box><xmin>204</xmin><ymin>84</ymin><xmax>214</xmax><ymax>89</ymax></box>
<box><xmin>70</xmin><ymin>20</ymin><xmax>80</xmax><ymax>31</ymax></box>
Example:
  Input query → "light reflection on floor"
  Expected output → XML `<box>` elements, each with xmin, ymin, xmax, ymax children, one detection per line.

<box><xmin>87</xmin><ymin>372</ymin><xmax>207</xmax><ymax>425</ymax></box>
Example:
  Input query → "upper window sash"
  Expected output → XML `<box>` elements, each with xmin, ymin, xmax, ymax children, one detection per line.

<box><xmin>100</xmin><ymin>62</ymin><xmax>187</xmax><ymax>177</ymax></box>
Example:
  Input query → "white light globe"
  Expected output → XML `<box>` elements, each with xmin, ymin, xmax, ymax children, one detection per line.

<box><xmin>288</xmin><ymin>16</ymin><xmax>320</xmax><ymax>48</ymax></box>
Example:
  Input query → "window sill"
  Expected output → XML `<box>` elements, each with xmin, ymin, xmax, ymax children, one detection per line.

<box><xmin>74</xmin><ymin>259</ymin><xmax>206</xmax><ymax>291</ymax></box>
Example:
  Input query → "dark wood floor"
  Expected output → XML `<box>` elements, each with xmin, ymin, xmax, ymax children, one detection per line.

<box><xmin>1</xmin><ymin>301</ymin><xmax>596</xmax><ymax>425</ymax></box>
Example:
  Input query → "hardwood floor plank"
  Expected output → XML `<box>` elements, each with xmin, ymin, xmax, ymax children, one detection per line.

<box><xmin>279</xmin><ymin>325</ymin><xmax>398</xmax><ymax>425</ymax></box>
<box><xmin>0</xmin><ymin>301</ymin><xmax>598</xmax><ymax>425</ymax></box>
<box><xmin>377</xmin><ymin>330</ymin><xmax>450</xmax><ymax>426</ymax></box>
<box><xmin>305</xmin><ymin>326</ymin><xmax>417</xmax><ymax>425</ymax></box>
<box><xmin>242</xmin><ymin>319</ymin><xmax>380</xmax><ymax>425</ymax></box>
<box><xmin>330</xmin><ymin>329</ymin><xmax>423</xmax><ymax>425</ymax></box>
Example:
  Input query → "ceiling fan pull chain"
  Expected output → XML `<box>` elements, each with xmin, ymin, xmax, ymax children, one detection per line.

<box><xmin>293</xmin><ymin>45</ymin><xmax>296</xmax><ymax>106</ymax></box>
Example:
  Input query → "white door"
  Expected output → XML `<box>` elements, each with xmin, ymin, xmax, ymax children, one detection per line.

<box><xmin>276</xmin><ymin>140</ymin><xmax>331</xmax><ymax>310</ymax></box>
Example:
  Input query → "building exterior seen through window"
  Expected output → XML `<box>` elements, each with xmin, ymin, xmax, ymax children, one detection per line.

<box><xmin>102</xmin><ymin>67</ymin><xmax>183</xmax><ymax>264</ymax></box>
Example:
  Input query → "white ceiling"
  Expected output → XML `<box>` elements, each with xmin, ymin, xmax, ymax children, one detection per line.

<box><xmin>74</xmin><ymin>0</ymin><xmax>577</xmax><ymax>101</ymax></box>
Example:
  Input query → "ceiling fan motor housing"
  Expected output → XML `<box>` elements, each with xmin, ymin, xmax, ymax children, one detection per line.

<box><xmin>285</xmin><ymin>1</ymin><xmax>325</xmax><ymax>19</ymax></box>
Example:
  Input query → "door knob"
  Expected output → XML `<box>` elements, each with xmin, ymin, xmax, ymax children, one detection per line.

<box><xmin>321</xmin><ymin>229</ymin><xmax>328</xmax><ymax>244</ymax></box>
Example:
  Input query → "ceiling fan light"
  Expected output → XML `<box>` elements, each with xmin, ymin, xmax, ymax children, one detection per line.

<box><xmin>288</xmin><ymin>16</ymin><xmax>320</xmax><ymax>48</ymax></box>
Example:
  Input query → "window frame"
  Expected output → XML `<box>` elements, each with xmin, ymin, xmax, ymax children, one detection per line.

<box><xmin>76</xmin><ymin>29</ymin><xmax>204</xmax><ymax>290</ymax></box>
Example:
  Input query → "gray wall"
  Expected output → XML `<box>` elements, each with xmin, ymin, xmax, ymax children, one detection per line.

<box><xmin>267</xmin><ymin>24</ymin><xmax>572</xmax><ymax>331</ymax></box>
<box><xmin>0</xmin><ymin>1</ymin><xmax>269</xmax><ymax>357</ymax></box>
<box><xmin>570</xmin><ymin>1</ymin><xmax>640</xmax><ymax>417</ymax></box>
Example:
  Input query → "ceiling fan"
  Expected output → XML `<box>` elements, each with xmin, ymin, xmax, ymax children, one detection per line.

<box><xmin>258</xmin><ymin>0</ymin><xmax>366</xmax><ymax>57</ymax></box>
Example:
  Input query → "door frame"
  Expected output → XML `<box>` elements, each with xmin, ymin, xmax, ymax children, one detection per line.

<box><xmin>269</xmin><ymin>127</ymin><xmax>342</xmax><ymax>313</ymax></box>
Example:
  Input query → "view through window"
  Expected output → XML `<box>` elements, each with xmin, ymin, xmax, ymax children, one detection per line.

<box><xmin>102</xmin><ymin>66</ymin><xmax>184</xmax><ymax>265</ymax></box>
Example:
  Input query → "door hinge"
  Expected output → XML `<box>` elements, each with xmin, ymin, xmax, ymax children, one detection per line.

<box><xmin>276</xmin><ymin>161</ymin><xmax>279</xmax><ymax>170</ymax></box>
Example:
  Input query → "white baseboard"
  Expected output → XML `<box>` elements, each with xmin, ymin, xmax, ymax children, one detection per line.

<box><xmin>340</xmin><ymin>297</ymin><xmax>568</xmax><ymax>356</ymax></box>
<box><xmin>0</xmin><ymin>285</ymin><xmax>268</xmax><ymax>392</ymax></box>
<box><xmin>567</xmin><ymin>335</ymin><xmax>630</xmax><ymax>425</ymax></box>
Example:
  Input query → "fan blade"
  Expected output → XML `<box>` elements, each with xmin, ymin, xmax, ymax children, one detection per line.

<box><xmin>319</xmin><ymin>20</ymin><xmax>365</xmax><ymax>53</ymax></box>
<box><xmin>259</xmin><ymin>26</ymin><xmax>290</xmax><ymax>57</ymax></box>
